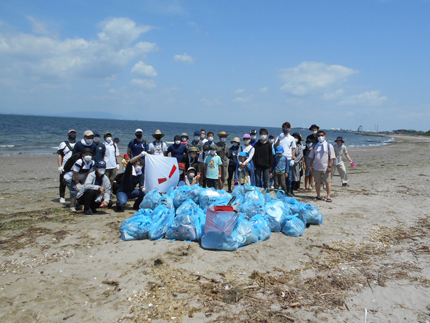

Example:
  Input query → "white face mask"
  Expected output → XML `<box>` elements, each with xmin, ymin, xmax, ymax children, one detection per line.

<box><xmin>200</xmin><ymin>134</ymin><xmax>205</xmax><ymax>139</ymax></box>
<box><xmin>244</xmin><ymin>139</ymin><xmax>250</xmax><ymax>145</ymax></box>
<box><xmin>134</xmin><ymin>166</ymin><xmax>143</xmax><ymax>173</ymax></box>
<box><xmin>83</xmin><ymin>155</ymin><xmax>92</xmax><ymax>163</ymax></box>
<box><xmin>221</xmin><ymin>138</ymin><xmax>227</xmax><ymax>142</ymax></box>
<box><xmin>210</xmin><ymin>150</ymin><xmax>216</xmax><ymax>155</ymax></box>
<box><xmin>307</xmin><ymin>143</ymin><xmax>313</xmax><ymax>147</ymax></box>
<box><xmin>232</xmin><ymin>142</ymin><xmax>239</xmax><ymax>146</ymax></box>
<box><xmin>250</xmin><ymin>135</ymin><xmax>257</xmax><ymax>140</ymax></box>
<box><xmin>98</xmin><ymin>168</ymin><xmax>106</xmax><ymax>175</ymax></box>
<box><xmin>294</xmin><ymin>138</ymin><xmax>298</xmax><ymax>143</ymax></box>
<box><xmin>181</xmin><ymin>137</ymin><xmax>187</xmax><ymax>142</ymax></box>
<box><xmin>260</xmin><ymin>135</ymin><xmax>267</xmax><ymax>141</ymax></box>
<box><xmin>188</xmin><ymin>173</ymin><xmax>195</xmax><ymax>179</ymax></box>
<box><xmin>85</xmin><ymin>138</ymin><xmax>93</xmax><ymax>145</ymax></box>
<box><xmin>194</xmin><ymin>136</ymin><xmax>199</xmax><ymax>141</ymax></box>
<box><xmin>208</xmin><ymin>137</ymin><xmax>214</xmax><ymax>142</ymax></box>
<box><xmin>93</xmin><ymin>137</ymin><xmax>100</xmax><ymax>143</ymax></box>
<box><xmin>105</xmin><ymin>137</ymin><xmax>112</xmax><ymax>143</ymax></box>
<box><xmin>175</xmin><ymin>140</ymin><xmax>181</xmax><ymax>145</ymax></box>
<box><xmin>269</xmin><ymin>139</ymin><xmax>274</xmax><ymax>144</ymax></box>
<box><xmin>313</xmin><ymin>130</ymin><xmax>318</xmax><ymax>135</ymax></box>
<box><xmin>318</xmin><ymin>136</ymin><xmax>325</xmax><ymax>143</ymax></box>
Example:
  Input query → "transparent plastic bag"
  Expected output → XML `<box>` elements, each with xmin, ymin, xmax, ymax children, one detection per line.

<box><xmin>165</xmin><ymin>212</ymin><xmax>202</xmax><ymax>242</ymax></box>
<box><xmin>199</xmin><ymin>188</ymin><xmax>221</xmax><ymax>209</ymax></box>
<box><xmin>265</xmin><ymin>200</ymin><xmax>287</xmax><ymax>232</ymax></box>
<box><xmin>245</xmin><ymin>188</ymin><xmax>265</xmax><ymax>204</ymax></box>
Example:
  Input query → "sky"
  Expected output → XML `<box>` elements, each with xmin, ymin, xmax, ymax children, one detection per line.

<box><xmin>0</xmin><ymin>0</ymin><xmax>429</xmax><ymax>131</ymax></box>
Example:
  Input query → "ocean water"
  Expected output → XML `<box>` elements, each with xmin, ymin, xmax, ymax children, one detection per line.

<box><xmin>0</xmin><ymin>114</ymin><xmax>394</xmax><ymax>156</ymax></box>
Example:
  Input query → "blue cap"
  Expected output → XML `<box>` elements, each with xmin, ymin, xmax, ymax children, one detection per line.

<box><xmin>95</xmin><ymin>160</ymin><xmax>107</xmax><ymax>168</ymax></box>
<box><xmin>275</xmin><ymin>146</ymin><xmax>284</xmax><ymax>154</ymax></box>
<box><xmin>193</xmin><ymin>130</ymin><xmax>200</xmax><ymax>136</ymax></box>
<box><xmin>94</xmin><ymin>131</ymin><xmax>101</xmax><ymax>137</ymax></box>
<box><xmin>238</xmin><ymin>152</ymin><xmax>247</xmax><ymax>157</ymax></box>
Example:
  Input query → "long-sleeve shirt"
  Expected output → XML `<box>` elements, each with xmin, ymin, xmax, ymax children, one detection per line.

<box><xmin>272</xmin><ymin>155</ymin><xmax>288</xmax><ymax>173</ymax></box>
<box><xmin>253</xmin><ymin>140</ymin><xmax>274</xmax><ymax>168</ymax></box>
<box><xmin>76</xmin><ymin>171</ymin><xmax>111</xmax><ymax>202</ymax></box>
<box><xmin>240</xmin><ymin>145</ymin><xmax>255</xmax><ymax>166</ymax></box>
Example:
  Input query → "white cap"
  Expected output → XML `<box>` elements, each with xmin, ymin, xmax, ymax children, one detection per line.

<box><xmin>135</xmin><ymin>128</ymin><xmax>143</xmax><ymax>133</ymax></box>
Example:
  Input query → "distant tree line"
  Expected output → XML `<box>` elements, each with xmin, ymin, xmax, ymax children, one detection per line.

<box><xmin>394</xmin><ymin>129</ymin><xmax>430</xmax><ymax>136</ymax></box>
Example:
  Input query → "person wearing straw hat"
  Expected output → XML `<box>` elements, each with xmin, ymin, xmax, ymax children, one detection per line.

<box><xmin>148</xmin><ymin>130</ymin><xmax>168</xmax><ymax>156</ymax></box>
<box><xmin>227</xmin><ymin>137</ymin><xmax>242</xmax><ymax>192</ymax></box>
<box><xmin>180</xmin><ymin>132</ymin><xmax>189</xmax><ymax>148</ymax></box>
<box><xmin>332</xmin><ymin>136</ymin><xmax>354</xmax><ymax>187</ymax></box>
<box><xmin>215</xmin><ymin>131</ymin><xmax>230</xmax><ymax>189</ymax></box>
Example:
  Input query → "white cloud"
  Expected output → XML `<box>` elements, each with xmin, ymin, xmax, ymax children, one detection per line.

<box><xmin>233</xmin><ymin>95</ymin><xmax>254</xmax><ymax>103</ymax></box>
<box><xmin>259</xmin><ymin>87</ymin><xmax>268</xmax><ymax>93</ymax></box>
<box><xmin>234</xmin><ymin>88</ymin><xmax>245</xmax><ymax>94</ymax></box>
<box><xmin>26</xmin><ymin>16</ymin><xmax>56</xmax><ymax>36</ymax></box>
<box><xmin>322</xmin><ymin>89</ymin><xmax>344</xmax><ymax>100</ymax></box>
<box><xmin>131</xmin><ymin>61</ymin><xmax>158</xmax><ymax>77</ymax></box>
<box><xmin>173</xmin><ymin>52</ymin><xmax>195</xmax><ymax>64</ymax></box>
<box><xmin>0</xmin><ymin>17</ymin><xmax>157</xmax><ymax>80</ymax></box>
<box><xmin>338</xmin><ymin>90</ymin><xmax>388</xmax><ymax>106</ymax></box>
<box><xmin>201</xmin><ymin>98</ymin><xmax>223</xmax><ymax>106</ymax></box>
<box><xmin>280</xmin><ymin>61</ymin><xmax>358</xmax><ymax>97</ymax></box>
<box><xmin>130</xmin><ymin>79</ymin><xmax>156</xmax><ymax>90</ymax></box>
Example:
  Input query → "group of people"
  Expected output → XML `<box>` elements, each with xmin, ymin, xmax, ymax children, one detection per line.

<box><xmin>57</xmin><ymin>122</ymin><xmax>354</xmax><ymax>213</ymax></box>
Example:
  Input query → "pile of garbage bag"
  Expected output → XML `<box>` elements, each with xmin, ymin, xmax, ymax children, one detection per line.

<box><xmin>119</xmin><ymin>185</ymin><xmax>323</xmax><ymax>251</ymax></box>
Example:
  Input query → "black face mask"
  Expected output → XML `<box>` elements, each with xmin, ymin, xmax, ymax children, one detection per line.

<box><xmin>68</xmin><ymin>134</ymin><xmax>76</xmax><ymax>140</ymax></box>
<box><xmin>136</xmin><ymin>134</ymin><xmax>143</xmax><ymax>139</ymax></box>
<box><xmin>154</xmin><ymin>135</ymin><xmax>162</xmax><ymax>140</ymax></box>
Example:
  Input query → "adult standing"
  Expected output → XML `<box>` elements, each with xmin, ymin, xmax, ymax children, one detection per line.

<box><xmin>180</xmin><ymin>133</ymin><xmax>189</xmax><ymax>148</ymax></box>
<box><xmin>167</xmin><ymin>135</ymin><xmax>188</xmax><ymax>162</ymax></box>
<box><xmin>199</xmin><ymin>129</ymin><xmax>208</xmax><ymax>152</ymax></box>
<box><xmin>240</xmin><ymin>134</ymin><xmax>256</xmax><ymax>186</ymax></box>
<box><xmin>113</xmin><ymin>137</ymin><xmax>123</xmax><ymax>158</ymax></box>
<box><xmin>57</xmin><ymin>129</ymin><xmax>77</xmax><ymax>204</ymax></box>
<box><xmin>227</xmin><ymin>137</ymin><xmax>242</xmax><ymax>192</ymax></box>
<box><xmin>72</xmin><ymin>130</ymin><xmax>96</xmax><ymax>155</ymax></box>
<box><xmin>249</xmin><ymin>130</ymin><xmax>258</xmax><ymax>147</ymax></box>
<box><xmin>253</xmin><ymin>128</ymin><xmax>274</xmax><ymax>189</ymax></box>
<box><xmin>275</xmin><ymin>122</ymin><xmax>296</xmax><ymax>196</ymax></box>
<box><xmin>103</xmin><ymin>131</ymin><xmax>119</xmax><ymax>183</ymax></box>
<box><xmin>190</xmin><ymin>131</ymin><xmax>201</xmax><ymax>151</ymax></box>
<box><xmin>93</xmin><ymin>131</ymin><xmax>106</xmax><ymax>163</ymax></box>
<box><xmin>127</xmin><ymin>129</ymin><xmax>147</xmax><ymax>158</ymax></box>
<box><xmin>306</xmin><ymin>124</ymin><xmax>320</xmax><ymax>145</ymax></box>
<box><xmin>215</xmin><ymin>131</ymin><xmax>230</xmax><ymax>189</ymax></box>
<box><xmin>291</xmin><ymin>133</ymin><xmax>304</xmax><ymax>191</ymax></box>
<box><xmin>147</xmin><ymin>130</ymin><xmax>168</xmax><ymax>156</ymax></box>
<box><xmin>332</xmin><ymin>136</ymin><xmax>354</xmax><ymax>187</ymax></box>
<box><xmin>309</xmin><ymin>130</ymin><xmax>335</xmax><ymax>202</ymax></box>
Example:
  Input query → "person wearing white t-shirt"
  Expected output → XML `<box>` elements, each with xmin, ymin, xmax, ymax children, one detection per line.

<box><xmin>147</xmin><ymin>129</ymin><xmax>168</xmax><ymax>156</ymax></box>
<box><xmin>275</xmin><ymin>122</ymin><xmax>296</xmax><ymax>196</ymax></box>
<box><xmin>103</xmin><ymin>131</ymin><xmax>120</xmax><ymax>183</ymax></box>
<box><xmin>57</xmin><ymin>129</ymin><xmax>77</xmax><ymax>204</ymax></box>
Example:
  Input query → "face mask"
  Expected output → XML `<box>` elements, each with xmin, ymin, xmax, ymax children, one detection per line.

<box><xmin>294</xmin><ymin>138</ymin><xmax>298</xmax><ymax>143</ymax></box>
<box><xmin>181</xmin><ymin>137</ymin><xmax>188</xmax><ymax>142</ymax></box>
<box><xmin>134</xmin><ymin>166</ymin><xmax>142</xmax><ymax>173</ymax></box>
<box><xmin>93</xmin><ymin>137</ymin><xmax>100</xmax><ymax>143</ymax></box>
<box><xmin>105</xmin><ymin>137</ymin><xmax>112</xmax><ymax>143</ymax></box>
<box><xmin>260</xmin><ymin>135</ymin><xmax>267</xmax><ymax>141</ymax></box>
<box><xmin>83</xmin><ymin>155</ymin><xmax>92</xmax><ymax>162</ymax></box>
<box><xmin>194</xmin><ymin>136</ymin><xmax>199</xmax><ymax>141</ymax></box>
<box><xmin>154</xmin><ymin>136</ymin><xmax>162</xmax><ymax>141</ymax></box>
<box><xmin>221</xmin><ymin>138</ymin><xmax>227</xmax><ymax>142</ymax></box>
<box><xmin>244</xmin><ymin>140</ymin><xmax>250</xmax><ymax>145</ymax></box>
<box><xmin>251</xmin><ymin>135</ymin><xmax>257</xmax><ymax>140</ymax></box>
<box><xmin>208</xmin><ymin>137</ymin><xmax>214</xmax><ymax>142</ymax></box>
<box><xmin>136</xmin><ymin>134</ymin><xmax>143</xmax><ymax>139</ymax></box>
<box><xmin>68</xmin><ymin>134</ymin><xmax>76</xmax><ymax>140</ymax></box>
<box><xmin>307</xmin><ymin>143</ymin><xmax>313</xmax><ymax>147</ymax></box>
<box><xmin>175</xmin><ymin>140</ymin><xmax>181</xmax><ymax>145</ymax></box>
<box><xmin>313</xmin><ymin>130</ymin><xmax>318</xmax><ymax>135</ymax></box>
<box><xmin>233</xmin><ymin>142</ymin><xmax>239</xmax><ymax>146</ymax></box>
<box><xmin>210</xmin><ymin>150</ymin><xmax>216</xmax><ymax>155</ymax></box>
<box><xmin>98</xmin><ymin>168</ymin><xmax>106</xmax><ymax>175</ymax></box>
<box><xmin>188</xmin><ymin>173</ymin><xmax>195</xmax><ymax>179</ymax></box>
<box><xmin>269</xmin><ymin>139</ymin><xmax>274</xmax><ymax>144</ymax></box>
<box><xmin>318</xmin><ymin>136</ymin><xmax>325</xmax><ymax>143</ymax></box>
<box><xmin>200</xmin><ymin>134</ymin><xmax>205</xmax><ymax>139</ymax></box>
<box><xmin>85</xmin><ymin>138</ymin><xmax>93</xmax><ymax>145</ymax></box>
<box><xmin>283</xmin><ymin>129</ymin><xmax>290</xmax><ymax>135</ymax></box>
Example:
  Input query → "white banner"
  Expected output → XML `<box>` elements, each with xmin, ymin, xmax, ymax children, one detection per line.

<box><xmin>144</xmin><ymin>155</ymin><xmax>179</xmax><ymax>193</ymax></box>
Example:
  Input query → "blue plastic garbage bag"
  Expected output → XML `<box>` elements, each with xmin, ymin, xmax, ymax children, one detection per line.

<box><xmin>232</xmin><ymin>184</ymin><xmax>248</xmax><ymax>197</ymax></box>
<box><xmin>233</xmin><ymin>215</ymin><xmax>258</xmax><ymax>247</ymax></box>
<box><xmin>176</xmin><ymin>198</ymin><xmax>200</xmax><ymax>215</ymax></box>
<box><xmin>132</xmin><ymin>208</ymin><xmax>153</xmax><ymax>217</ymax></box>
<box><xmin>120</xmin><ymin>213</ymin><xmax>153</xmax><ymax>240</ymax></box>
<box><xmin>284</xmin><ymin>196</ymin><xmax>299</xmax><ymax>205</ymax></box>
<box><xmin>201</xmin><ymin>205</ymin><xmax>240</xmax><ymax>251</ymax></box>
<box><xmin>249</xmin><ymin>214</ymin><xmax>271</xmax><ymax>241</ymax></box>
<box><xmin>276</xmin><ymin>190</ymin><xmax>286</xmax><ymax>201</ymax></box>
<box><xmin>265</xmin><ymin>193</ymin><xmax>272</xmax><ymax>204</ymax></box>
<box><xmin>265</xmin><ymin>200</ymin><xmax>287</xmax><ymax>232</ymax></box>
<box><xmin>245</xmin><ymin>188</ymin><xmax>265</xmax><ymax>204</ymax></box>
<box><xmin>239</xmin><ymin>200</ymin><xmax>266</xmax><ymax>219</ymax></box>
<box><xmin>282</xmin><ymin>214</ymin><xmax>305</xmax><ymax>237</ymax></box>
<box><xmin>301</xmin><ymin>203</ymin><xmax>323</xmax><ymax>225</ymax></box>
<box><xmin>289</xmin><ymin>203</ymin><xmax>306</xmax><ymax>226</ymax></box>
<box><xmin>173</xmin><ymin>185</ymin><xmax>201</xmax><ymax>208</ymax></box>
<box><xmin>199</xmin><ymin>188</ymin><xmax>221</xmax><ymax>209</ymax></box>
<box><xmin>217</xmin><ymin>189</ymin><xmax>232</xmax><ymax>199</ymax></box>
<box><xmin>198</xmin><ymin>208</ymin><xmax>206</xmax><ymax>235</ymax></box>
<box><xmin>139</xmin><ymin>189</ymin><xmax>161</xmax><ymax>210</ymax></box>
<box><xmin>148</xmin><ymin>206</ymin><xmax>175</xmax><ymax>240</ymax></box>
<box><xmin>165</xmin><ymin>212</ymin><xmax>202</xmax><ymax>242</ymax></box>
<box><xmin>159</xmin><ymin>194</ymin><xmax>174</xmax><ymax>209</ymax></box>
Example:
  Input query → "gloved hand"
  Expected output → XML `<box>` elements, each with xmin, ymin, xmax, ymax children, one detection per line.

<box><xmin>140</xmin><ymin>151</ymin><xmax>147</xmax><ymax>157</ymax></box>
<box><xmin>76</xmin><ymin>183</ymin><xmax>83</xmax><ymax>192</ymax></box>
<box><xmin>116</xmin><ymin>164</ymin><xmax>120</xmax><ymax>170</ymax></box>
<box><xmin>58</xmin><ymin>166</ymin><xmax>64</xmax><ymax>174</ymax></box>
<box><xmin>290</xmin><ymin>160</ymin><xmax>295</xmax><ymax>167</ymax></box>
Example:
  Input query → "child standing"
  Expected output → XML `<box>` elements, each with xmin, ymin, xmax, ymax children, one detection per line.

<box><xmin>270</xmin><ymin>146</ymin><xmax>288</xmax><ymax>192</ymax></box>
<box><xmin>122</xmin><ymin>153</ymin><xmax>130</xmax><ymax>171</ymax></box>
<box><xmin>204</xmin><ymin>144</ymin><xmax>222</xmax><ymax>189</ymax></box>
<box><xmin>235</xmin><ymin>152</ymin><xmax>252</xmax><ymax>185</ymax></box>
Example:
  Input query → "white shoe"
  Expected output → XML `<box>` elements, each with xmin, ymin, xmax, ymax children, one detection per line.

<box><xmin>69</xmin><ymin>206</ymin><xmax>77</xmax><ymax>213</ymax></box>
<box><xmin>59</xmin><ymin>198</ymin><xmax>66</xmax><ymax>204</ymax></box>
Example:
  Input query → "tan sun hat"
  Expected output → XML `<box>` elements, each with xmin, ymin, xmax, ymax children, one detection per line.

<box><xmin>83</xmin><ymin>130</ymin><xmax>94</xmax><ymax>137</ymax></box>
<box><xmin>217</xmin><ymin>131</ymin><xmax>229</xmax><ymax>138</ymax></box>
<box><xmin>181</xmin><ymin>132</ymin><xmax>189</xmax><ymax>139</ymax></box>
<box><xmin>231</xmin><ymin>137</ymin><xmax>240</xmax><ymax>144</ymax></box>
<box><xmin>152</xmin><ymin>129</ymin><xmax>165</xmax><ymax>138</ymax></box>
<box><xmin>68</xmin><ymin>129</ymin><xmax>77</xmax><ymax>134</ymax></box>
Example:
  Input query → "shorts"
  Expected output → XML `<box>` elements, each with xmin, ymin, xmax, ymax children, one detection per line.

<box><xmin>105</xmin><ymin>168</ymin><xmax>117</xmax><ymax>181</ymax></box>
<box><xmin>64</xmin><ymin>179</ymin><xmax>77</xmax><ymax>198</ymax></box>
<box><xmin>313</xmin><ymin>170</ymin><xmax>331</xmax><ymax>184</ymax></box>
<box><xmin>305</xmin><ymin>167</ymin><xmax>313</xmax><ymax>176</ymax></box>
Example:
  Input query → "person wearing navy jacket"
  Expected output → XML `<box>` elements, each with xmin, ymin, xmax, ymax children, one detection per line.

<box><xmin>167</xmin><ymin>135</ymin><xmax>188</xmax><ymax>162</ymax></box>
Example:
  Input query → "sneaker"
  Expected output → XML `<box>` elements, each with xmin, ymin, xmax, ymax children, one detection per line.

<box><xmin>83</xmin><ymin>208</ymin><xmax>93</xmax><ymax>216</ymax></box>
<box><xmin>115</xmin><ymin>205</ymin><xmax>124</xmax><ymax>213</ymax></box>
<box><xmin>59</xmin><ymin>197</ymin><xmax>66</xmax><ymax>204</ymax></box>
<box><xmin>342</xmin><ymin>183</ymin><xmax>350</xmax><ymax>187</ymax></box>
<box><xmin>69</xmin><ymin>206</ymin><xmax>77</xmax><ymax>213</ymax></box>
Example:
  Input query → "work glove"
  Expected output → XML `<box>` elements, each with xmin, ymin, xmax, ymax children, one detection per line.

<box><xmin>76</xmin><ymin>183</ymin><xmax>83</xmax><ymax>192</ymax></box>
<box><xmin>116</xmin><ymin>164</ymin><xmax>120</xmax><ymax>170</ymax></box>
<box><xmin>290</xmin><ymin>160</ymin><xmax>295</xmax><ymax>167</ymax></box>
<box><xmin>58</xmin><ymin>166</ymin><xmax>64</xmax><ymax>174</ymax></box>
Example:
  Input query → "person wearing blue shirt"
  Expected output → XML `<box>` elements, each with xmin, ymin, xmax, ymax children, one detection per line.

<box><xmin>270</xmin><ymin>146</ymin><xmax>288</xmax><ymax>192</ymax></box>
<box><xmin>72</xmin><ymin>130</ymin><xmax>97</xmax><ymax>156</ymax></box>
<box><xmin>93</xmin><ymin>131</ymin><xmax>106</xmax><ymax>163</ymax></box>
<box><xmin>249</xmin><ymin>129</ymin><xmax>258</xmax><ymax>147</ymax></box>
<box><xmin>127</xmin><ymin>128</ymin><xmax>147</xmax><ymax>158</ymax></box>
<box><xmin>227</xmin><ymin>137</ymin><xmax>242</xmax><ymax>192</ymax></box>
<box><xmin>167</xmin><ymin>135</ymin><xmax>188</xmax><ymax>162</ymax></box>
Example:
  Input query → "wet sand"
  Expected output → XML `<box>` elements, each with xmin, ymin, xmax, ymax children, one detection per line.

<box><xmin>0</xmin><ymin>134</ymin><xmax>429</xmax><ymax>322</ymax></box>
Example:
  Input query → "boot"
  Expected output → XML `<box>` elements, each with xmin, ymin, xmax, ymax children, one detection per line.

<box><xmin>286</xmin><ymin>187</ymin><xmax>293</xmax><ymax>197</ymax></box>
<box><xmin>289</xmin><ymin>187</ymin><xmax>296</xmax><ymax>197</ymax></box>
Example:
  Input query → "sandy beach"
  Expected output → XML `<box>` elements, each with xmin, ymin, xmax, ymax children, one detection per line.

<box><xmin>0</xmin><ymin>134</ymin><xmax>429</xmax><ymax>323</ymax></box>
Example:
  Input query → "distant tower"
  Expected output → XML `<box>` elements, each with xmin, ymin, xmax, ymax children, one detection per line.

<box><xmin>357</xmin><ymin>125</ymin><xmax>363</xmax><ymax>132</ymax></box>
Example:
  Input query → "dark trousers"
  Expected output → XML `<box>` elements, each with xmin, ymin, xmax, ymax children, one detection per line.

<box><xmin>273</xmin><ymin>171</ymin><xmax>287</xmax><ymax>191</ymax></box>
<box><xmin>255</xmin><ymin>167</ymin><xmax>270</xmax><ymax>189</ymax></box>
<box><xmin>77</xmin><ymin>190</ymin><xmax>100</xmax><ymax>211</ymax></box>
<box><xmin>59</xmin><ymin>173</ymin><xmax>66</xmax><ymax>198</ymax></box>
<box><xmin>117</xmin><ymin>189</ymin><xmax>144</xmax><ymax>208</ymax></box>
<box><xmin>206</xmin><ymin>178</ymin><xmax>218</xmax><ymax>189</ymax></box>
<box><xmin>227</xmin><ymin>164</ymin><xmax>236</xmax><ymax>190</ymax></box>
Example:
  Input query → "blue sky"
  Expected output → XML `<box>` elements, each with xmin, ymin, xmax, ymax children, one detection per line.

<box><xmin>0</xmin><ymin>0</ymin><xmax>429</xmax><ymax>131</ymax></box>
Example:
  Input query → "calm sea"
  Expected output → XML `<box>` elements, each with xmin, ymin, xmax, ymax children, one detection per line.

<box><xmin>0</xmin><ymin>114</ymin><xmax>394</xmax><ymax>156</ymax></box>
